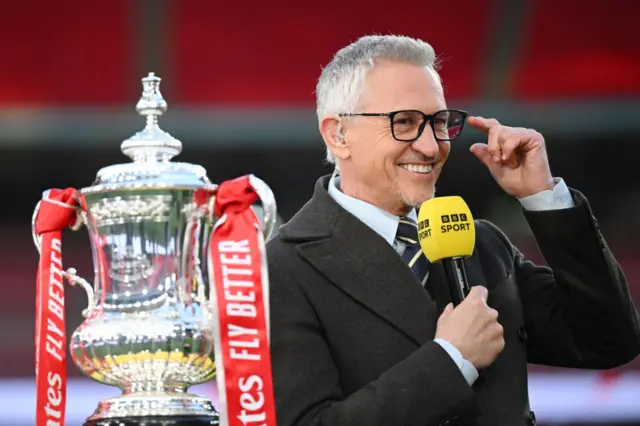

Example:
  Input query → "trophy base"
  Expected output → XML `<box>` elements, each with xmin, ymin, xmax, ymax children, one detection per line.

<box><xmin>84</xmin><ymin>415</ymin><xmax>219</xmax><ymax>426</ymax></box>
<box><xmin>84</xmin><ymin>391</ymin><xmax>219</xmax><ymax>424</ymax></box>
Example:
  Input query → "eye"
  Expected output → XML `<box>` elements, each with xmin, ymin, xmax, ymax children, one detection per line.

<box><xmin>393</xmin><ymin>111</ymin><xmax>422</xmax><ymax>128</ymax></box>
<box><xmin>394</xmin><ymin>117</ymin><xmax>416</xmax><ymax>127</ymax></box>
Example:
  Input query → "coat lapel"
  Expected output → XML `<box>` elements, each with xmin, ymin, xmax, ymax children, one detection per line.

<box><xmin>423</xmin><ymin>262</ymin><xmax>450</xmax><ymax>315</ymax></box>
<box><xmin>465</xmin><ymin>249</ymin><xmax>488</xmax><ymax>291</ymax></box>
<box><xmin>280</xmin><ymin>176</ymin><xmax>437</xmax><ymax>347</ymax></box>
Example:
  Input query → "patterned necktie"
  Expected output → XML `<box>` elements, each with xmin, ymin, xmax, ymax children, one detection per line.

<box><xmin>396</xmin><ymin>216</ymin><xmax>430</xmax><ymax>286</ymax></box>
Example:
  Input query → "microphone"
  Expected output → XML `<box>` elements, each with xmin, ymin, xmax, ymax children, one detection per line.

<box><xmin>417</xmin><ymin>196</ymin><xmax>476</xmax><ymax>306</ymax></box>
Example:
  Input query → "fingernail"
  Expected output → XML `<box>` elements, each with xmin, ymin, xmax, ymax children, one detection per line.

<box><xmin>493</xmin><ymin>155</ymin><xmax>500</xmax><ymax>162</ymax></box>
<box><xmin>502</xmin><ymin>153</ymin><xmax>507</xmax><ymax>160</ymax></box>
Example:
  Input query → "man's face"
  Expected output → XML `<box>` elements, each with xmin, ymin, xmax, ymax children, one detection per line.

<box><xmin>338</xmin><ymin>60</ymin><xmax>451</xmax><ymax>215</ymax></box>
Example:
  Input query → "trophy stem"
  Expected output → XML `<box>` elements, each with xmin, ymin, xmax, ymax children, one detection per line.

<box><xmin>122</xmin><ymin>383</ymin><xmax>188</xmax><ymax>395</ymax></box>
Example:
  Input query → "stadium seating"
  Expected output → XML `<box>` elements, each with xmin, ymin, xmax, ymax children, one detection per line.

<box><xmin>509</xmin><ymin>0</ymin><xmax>640</xmax><ymax>99</ymax></box>
<box><xmin>170</xmin><ymin>0</ymin><xmax>495</xmax><ymax>103</ymax></box>
<box><xmin>0</xmin><ymin>1</ymin><xmax>133</xmax><ymax>105</ymax></box>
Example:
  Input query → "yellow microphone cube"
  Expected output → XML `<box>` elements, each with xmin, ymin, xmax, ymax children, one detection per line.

<box><xmin>417</xmin><ymin>196</ymin><xmax>475</xmax><ymax>262</ymax></box>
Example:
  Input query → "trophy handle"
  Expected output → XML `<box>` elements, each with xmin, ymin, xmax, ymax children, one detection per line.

<box><xmin>248</xmin><ymin>174</ymin><xmax>277</xmax><ymax>240</ymax></box>
<box><xmin>32</xmin><ymin>201</ymin><xmax>96</xmax><ymax>318</ymax></box>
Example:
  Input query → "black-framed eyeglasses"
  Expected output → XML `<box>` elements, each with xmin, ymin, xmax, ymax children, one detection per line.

<box><xmin>338</xmin><ymin>109</ymin><xmax>468</xmax><ymax>142</ymax></box>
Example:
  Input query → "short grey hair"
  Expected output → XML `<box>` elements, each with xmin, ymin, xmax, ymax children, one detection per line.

<box><xmin>316</xmin><ymin>35</ymin><xmax>441</xmax><ymax>169</ymax></box>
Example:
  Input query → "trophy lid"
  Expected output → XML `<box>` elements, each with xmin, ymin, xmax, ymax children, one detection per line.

<box><xmin>82</xmin><ymin>73</ymin><xmax>211</xmax><ymax>195</ymax></box>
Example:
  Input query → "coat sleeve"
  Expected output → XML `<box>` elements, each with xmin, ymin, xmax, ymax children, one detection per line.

<box><xmin>481</xmin><ymin>189</ymin><xmax>640</xmax><ymax>368</ymax></box>
<box><xmin>266</xmin><ymin>241</ymin><xmax>481</xmax><ymax>426</ymax></box>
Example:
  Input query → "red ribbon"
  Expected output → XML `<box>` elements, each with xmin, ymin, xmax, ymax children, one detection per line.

<box><xmin>34</xmin><ymin>188</ymin><xmax>80</xmax><ymax>426</ymax></box>
<box><xmin>209</xmin><ymin>176</ymin><xmax>277</xmax><ymax>426</ymax></box>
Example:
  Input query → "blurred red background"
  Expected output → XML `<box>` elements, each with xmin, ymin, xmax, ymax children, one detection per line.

<box><xmin>1</xmin><ymin>0</ymin><xmax>639</xmax><ymax>424</ymax></box>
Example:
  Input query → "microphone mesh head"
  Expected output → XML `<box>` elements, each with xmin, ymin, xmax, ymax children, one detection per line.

<box><xmin>417</xmin><ymin>196</ymin><xmax>475</xmax><ymax>262</ymax></box>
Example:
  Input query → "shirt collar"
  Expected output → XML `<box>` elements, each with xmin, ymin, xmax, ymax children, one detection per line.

<box><xmin>327</xmin><ymin>172</ymin><xmax>417</xmax><ymax>246</ymax></box>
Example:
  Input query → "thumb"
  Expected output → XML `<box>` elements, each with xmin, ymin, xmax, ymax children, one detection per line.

<box><xmin>468</xmin><ymin>285</ymin><xmax>488</xmax><ymax>303</ymax></box>
<box><xmin>470</xmin><ymin>143</ymin><xmax>497</xmax><ymax>169</ymax></box>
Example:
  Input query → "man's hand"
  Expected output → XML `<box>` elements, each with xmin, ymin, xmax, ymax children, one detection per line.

<box><xmin>467</xmin><ymin>116</ymin><xmax>555</xmax><ymax>199</ymax></box>
<box><xmin>435</xmin><ymin>286</ymin><xmax>505</xmax><ymax>369</ymax></box>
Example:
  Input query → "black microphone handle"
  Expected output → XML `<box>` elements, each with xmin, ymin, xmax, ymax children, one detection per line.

<box><xmin>441</xmin><ymin>257</ymin><xmax>471</xmax><ymax>306</ymax></box>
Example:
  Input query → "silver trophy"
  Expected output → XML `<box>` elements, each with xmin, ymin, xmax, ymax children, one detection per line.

<box><xmin>31</xmin><ymin>73</ymin><xmax>277</xmax><ymax>425</ymax></box>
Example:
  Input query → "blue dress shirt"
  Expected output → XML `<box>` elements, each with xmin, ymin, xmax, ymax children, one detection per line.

<box><xmin>327</xmin><ymin>172</ymin><xmax>574</xmax><ymax>386</ymax></box>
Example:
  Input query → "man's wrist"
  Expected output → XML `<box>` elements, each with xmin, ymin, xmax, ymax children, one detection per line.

<box><xmin>434</xmin><ymin>338</ymin><xmax>479</xmax><ymax>386</ymax></box>
<box><xmin>517</xmin><ymin>178</ymin><xmax>556</xmax><ymax>199</ymax></box>
<box><xmin>518</xmin><ymin>177</ymin><xmax>575</xmax><ymax>211</ymax></box>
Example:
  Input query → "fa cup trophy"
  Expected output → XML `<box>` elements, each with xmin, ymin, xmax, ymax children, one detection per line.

<box><xmin>32</xmin><ymin>73</ymin><xmax>278</xmax><ymax>426</ymax></box>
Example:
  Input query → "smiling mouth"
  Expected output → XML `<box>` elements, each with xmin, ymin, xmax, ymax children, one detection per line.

<box><xmin>398</xmin><ymin>163</ymin><xmax>434</xmax><ymax>174</ymax></box>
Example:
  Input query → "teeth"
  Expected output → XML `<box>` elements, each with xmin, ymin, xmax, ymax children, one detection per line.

<box><xmin>400</xmin><ymin>164</ymin><xmax>433</xmax><ymax>173</ymax></box>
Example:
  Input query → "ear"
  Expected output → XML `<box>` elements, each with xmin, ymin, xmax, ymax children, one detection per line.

<box><xmin>319</xmin><ymin>115</ymin><xmax>351</xmax><ymax>161</ymax></box>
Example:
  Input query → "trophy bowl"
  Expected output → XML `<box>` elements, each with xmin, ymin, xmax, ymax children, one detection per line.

<box><xmin>31</xmin><ymin>73</ymin><xmax>277</xmax><ymax>426</ymax></box>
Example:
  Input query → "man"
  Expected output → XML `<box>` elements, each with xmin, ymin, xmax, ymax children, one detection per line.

<box><xmin>266</xmin><ymin>35</ymin><xmax>640</xmax><ymax>426</ymax></box>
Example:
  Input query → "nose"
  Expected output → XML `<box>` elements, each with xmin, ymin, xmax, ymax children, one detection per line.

<box><xmin>410</xmin><ymin>125</ymin><xmax>440</xmax><ymax>158</ymax></box>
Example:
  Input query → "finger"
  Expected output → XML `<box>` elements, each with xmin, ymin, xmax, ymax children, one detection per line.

<box><xmin>469</xmin><ymin>143</ymin><xmax>495</xmax><ymax>169</ymax></box>
<box><xmin>441</xmin><ymin>303</ymin><xmax>454</xmax><ymax>317</ymax></box>
<box><xmin>487</xmin><ymin>126</ymin><xmax>503</xmax><ymax>163</ymax></box>
<box><xmin>493</xmin><ymin>323</ymin><xmax>505</xmax><ymax>340</ymax></box>
<box><xmin>468</xmin><ymin>286</ymin><xmax>488</xmax><ymax>302</ymax></box>
<box><xmin>467</xmin><ymin>116</ymin><xmax>501</xmax><ymax>134</ymax></box>
<box><xmin>500</xmin><ymin>135</ymin><xmax>521</xmax><ymax>168</ymax></box>
<box><xmin>488</xmin><ymin>308</ymin><xmax>499</xmax><ymax>321</ymax></box>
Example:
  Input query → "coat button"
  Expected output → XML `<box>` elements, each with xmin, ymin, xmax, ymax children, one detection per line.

<box><xmin>518</xmin><ymin>326</ymin><xmax>528</xmax><ymax>342</ymax></box>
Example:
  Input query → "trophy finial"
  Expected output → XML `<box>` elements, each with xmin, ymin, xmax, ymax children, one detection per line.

<box><xmin>120</xmin><ymin>72</ymin><xmax>182</xmax><ymax>162</ymax></box>
<box><xmin>136</xmin><ymin>72</ymin><xmax>167</xmax><ymax>117</ymax></box>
